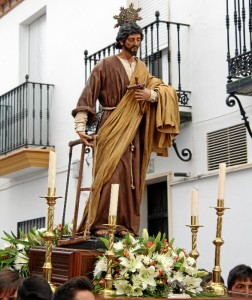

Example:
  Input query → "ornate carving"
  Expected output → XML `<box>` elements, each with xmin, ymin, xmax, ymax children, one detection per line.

<box><xmin>113</xmin><ymin>3</ymin><xmax>142</xmax><ymax>28</ymax></box>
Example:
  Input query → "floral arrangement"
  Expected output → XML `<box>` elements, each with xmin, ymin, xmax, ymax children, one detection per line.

<box><xmin>93</xmin><ymin>229</ymin><xmax>208</xmax><ymax>297</ymax></box>
<box><xmin>0</xmin><ymin>224</ymin><xmax>72</xmax><ymax>277</ymax></box>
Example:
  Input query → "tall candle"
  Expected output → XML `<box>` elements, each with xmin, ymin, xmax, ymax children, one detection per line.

<box><xmin>109</xmin><ymin>184</ymin><xmax>119</xmax><ymax>216</ymax></box>
<box><xmin>217</xmin><ymin>163</ymin><xmax>226</xmax><ymax>199</ymax></box>
<box><xmin>48</xmin><ymin>151</ymin><xmax>57</xmax><ymax>189</ymax></box>
<box><xmin>191</xmin><ymin>188</ymin><xmax>199</xmax><ymax>217</ymax></box>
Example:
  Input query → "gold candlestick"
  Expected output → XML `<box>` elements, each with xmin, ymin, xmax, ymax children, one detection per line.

<box><xmin>210</xmin><ymin>199</ymin><xmax>229</xmax><ymax>296</ymax></box>
<box><xmin>186</xmin><ymin>216</ymin><xmax>203</xmax><ymax>264</ymax></box>
<box><xmin>101</xmin><ymin>215</ymin><xmax>117</xmax><ymax>297</ymax></box>
<box><xmin>40</xmin><ymin>188</ymin><xmax>62</xmax><ymax>292</ymax></box>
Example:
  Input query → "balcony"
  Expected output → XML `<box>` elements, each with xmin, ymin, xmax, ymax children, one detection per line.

<box><xmin>226</xmin><ymin>0</ymin><xmax>252</xmax><ymax>95</ymax></box>
<box><xmin>226</xmin><ymin>0</ymin><xmax>252</xmax><ymax>137</ymax></box>
<box><xmin>83</xmin><ymin>11</ymin><xmax>191</xmax><ymax>128</ymax></box>
<box><xmin>0</xmin><ymin>75</ymin><xmax>54</xmax><ymax>177</ymax></box>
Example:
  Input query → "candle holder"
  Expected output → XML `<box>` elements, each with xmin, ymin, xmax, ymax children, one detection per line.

<box><xmin>186</xmin><ymin>216</ymin><xmax>203</xmax><ymax>264</ymax></box>
<box><xmin>40</xmin><ymin>188</ymin><xmax>62</xmax><ymax>292</ymax></box>
<box><xmin>210</xmin><ymin>199</ymin><xmax>229</xmax><ymax>296</ymax></box>
<box><xmin>100</xmin><ymin>215</ymin><xmax>117</xmax><ymax>297</ymax></box>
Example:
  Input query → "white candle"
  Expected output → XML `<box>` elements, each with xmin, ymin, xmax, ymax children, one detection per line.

<box><xmin>109</xmin><ymin>184</ymin><xmax>119</xmax><ymax>216</ymax></box>
<box><xmin>48</xmin><ymin>151</ymin><xmax>57</xmax><ymax>189</ymax></box>
<box><xmin>217</xmin><ymin>163</ymin><xmax>226</xmax><ymax>199</ymax></box>
<box><xmin>191</xmin><ymin>188</ymin><xmax>199</xmax><ymax>217</ymax></box>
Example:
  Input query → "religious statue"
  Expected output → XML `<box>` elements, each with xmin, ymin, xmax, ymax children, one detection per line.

<box><xmin>72</xmin><ymin>4</ymin><xmax>180</xmax><ymax>238</ymax></box>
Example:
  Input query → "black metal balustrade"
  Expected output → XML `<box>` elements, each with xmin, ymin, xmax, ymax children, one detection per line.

<box><xmin>226</xmin><ymin>0</ymin><xmax>252</xmax><ymax>138</ymax></box>
<box><xmin>226</xmin><ymin>0</ymin><xmax>252</xmax><ymax>81</ymax></box>
<box><xmin>0</xmin><ymin>75</ymin><xmax>54</xmax><ymax>155</ymax></box>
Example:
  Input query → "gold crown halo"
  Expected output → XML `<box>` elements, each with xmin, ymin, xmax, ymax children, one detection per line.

<box><xmin>113</xmin><ymin>3</ymin><xmax>142</xmax><ymax>28</ymax></box>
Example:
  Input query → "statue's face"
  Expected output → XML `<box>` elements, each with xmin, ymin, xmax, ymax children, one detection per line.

<box><xmin>122</xmin><ymin>33</ymin><xmax>141</xmax><ymax>56</ymax></box>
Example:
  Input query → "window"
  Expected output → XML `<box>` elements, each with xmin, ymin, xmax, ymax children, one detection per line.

<box><xmin>28</xmin><ymin>14</ymin><xmax>47</xmax><ymax>82</ymax></box>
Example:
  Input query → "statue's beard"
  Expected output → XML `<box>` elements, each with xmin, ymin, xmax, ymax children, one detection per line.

<box><xmin>123</xmin><ymin>44</ymin><xmax>138</xmax><ymax>56</ymax></box>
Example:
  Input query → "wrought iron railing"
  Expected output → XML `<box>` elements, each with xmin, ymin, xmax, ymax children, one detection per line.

<box><xmin>226</xmin><ymin>0</ymin><xmax>252</xmax><ymax>139</ymax></box>
<box><xmin>84</xmin><ymin>11</ymin><xmax>190</xmax><ymax>107</ymax></box>
<box><xmin>226</xmin><ymin>0</ymin><xmax>252</xmax><ymax>81</ymax></box>
<box><xmin>0</xmin><ymin>75</ymin><xmax>54</xmax><ymax>155</ymax></box>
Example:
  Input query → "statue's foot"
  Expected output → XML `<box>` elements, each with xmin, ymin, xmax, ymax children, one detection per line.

<box><xmin>93</xmin><ymin>229</ymin><xmax>109</xmax><ymax>236</ymax></box>
<box><xmin>116</xmin><ymin>229</ymin><xmax>134</xmax><ymax>237</ymax></box>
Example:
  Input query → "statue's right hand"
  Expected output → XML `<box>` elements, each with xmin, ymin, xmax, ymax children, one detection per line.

<box><xmin>77</xmin><ymin>131</ymin><xmax>94</xmax><ymax>147</ymax></box>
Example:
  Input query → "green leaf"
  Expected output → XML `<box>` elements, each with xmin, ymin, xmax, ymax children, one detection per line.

<box><xmin>124</xmin><ymin>232</ymin><xmax>132</xmax><ymax>245</ymax></box>
<box><xmin>141</xmin><ymin>228</ymin><xmax>149</xmax><ymax>244</ymax></box>
<box><xmin>161</xmin><ymin>232</ymin><xmax>167</xmax><ymax>243</ymax></box>
<box><xmin>96</xmin><ymin>248</ymin><xmax>106</xmax><ymax>253</ymax></box>
<box><xmin>95</xmin><ymin>271</ymin><xmax>103</xmax><ymax>280</ymax></box>
<box><xmin>1</xmin><ymin>256</ymin><xmax>16</xmax><ymax>264</ymax></box>
<box><xmin>10</xmin><ymin>231</ymin><xmax>18</xmax><ymax>239</ymax></box>
<box><xmin>99</xmin><ymin>237</ymin><xmax>109</xmax><ymax>249</ymax></box>
<box><xmin>30</xmin><ymin>227</ymin><xmax>37</xmax><ymax>235</ymax></box>
<box><xmin>154</xmin><ymin>232</ymin><xmax>161</xmax><ymax>244</ymax></box>
<box><xmin>196</xmin><ymin>270</ymin><xmax>209</xmax><ymax>278</ymax></box>
<box><xmin>148</xmin><ymin>243</ymin><xmax>157</xmax><ymax>257</ymax></box>
<box><xmin>132</xmin><ymin>248</ymin><xmax>147</xmax><ymax>254</ymax></box>
<box><xmin>169</xmin><ymin>237</ymin><xmax>175</xmax><ymax>245</ymax></box>
<box><xmin>3</xmin><ymin>230</ymin><xmax>15</xmax><ymax>240</ymax></box>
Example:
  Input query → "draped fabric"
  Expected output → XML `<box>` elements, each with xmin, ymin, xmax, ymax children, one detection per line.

<box><xmin>72</xmin><ymin>56</ymin><xmax>180</xmax><ymax>236</ymax></box>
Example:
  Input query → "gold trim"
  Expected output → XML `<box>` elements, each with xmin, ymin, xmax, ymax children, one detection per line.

<box><xmin>0</xmin><ymin>148</ymin><xmax>54</xmax><ymax>177</ymax></box>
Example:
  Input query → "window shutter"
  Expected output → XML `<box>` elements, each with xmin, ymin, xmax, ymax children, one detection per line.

<box><xmin>29</xmin><ymin>14</ymin><xmax>47</xmax><ymax>82</ymax></box>
<box><xmin>207</xmin><ymin>123</ymin><xmax>247</xmax><ymax>171</ymax></box>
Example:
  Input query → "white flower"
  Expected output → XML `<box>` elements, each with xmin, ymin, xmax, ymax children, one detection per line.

<box><xmin>14</xmin><ymin>251</ymin><xmax>28</xmax><ymax>271</ymax></box>
<box><xmin>128</xmin><ymin>234</ymin><xmax>138</xmax><ymax>245</ymax></box>
<box><xmin>114</xmin><ymin>279</ymin><xmax>133</xmax><ymax>296</ymax></box>
<box><xmin>172</xmin><ymin>271</ymin><xmax>185</xmax><ymax>282</ymax></box>
<box><xmin>183</xmin><ymin>275</ymin><xmax>203</xmax><ymax>294</ymax></box>
<box><xmin>37</xmin><ymin>228</ymin><xmax>46</xmax><ymax>233</ymax></box>
<box><xmin>113</xmin><ymin>241</ymin><xmax>124</xmax><ymax>251</ymax></box>
<box><xmin>139</xmin><ymin>265</ymin><xmax>158</xmax><ymax>289</ymax></box>
<box><xmin>185</xmin><ymin>265</ymin><xmax>197</xmax><ymax>276</ymax></box>
<box><xmin>131</xmin><ymin>243</ymin><xmax>141</xmax><ymax>252</ymax></box>
<box><xmin>131</xmin><ymin>274</ymin><xmax>142</xmax><ymax>288</ymax></box>
<box><xmin>93</xmin><ymin>256</ymin><xmax>107</xmax><ymax>277</ymax></box>
<box><xmin>141</xmin><ymin>254</ymin><xmax>151</xmax><ymax>265</ymax></box>
<box><xmin>154</xmin><ymin>253</ymin><xmax>174</xmax><ymax>273</ymax></box>
<box><xmin>186</xmin><ymin>256</ymin><xmax>195</xmax><ymax>266</ymax></box>
<box><xmin>17</xmin><ymin>243</ymin><xmax>25</xmax><ymax>250</ymax></box>
<box><xmin>119</xmin><ymin>254</ymin><xmax>143</xmax><ymax>274</ymax></box>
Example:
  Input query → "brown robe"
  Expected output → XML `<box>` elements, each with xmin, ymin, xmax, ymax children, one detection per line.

<box><xmin>72</xmin><ymin>55</ymin><xmax>180</xmax><ymax>236</ymax></box>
